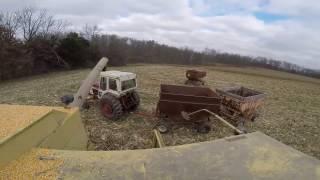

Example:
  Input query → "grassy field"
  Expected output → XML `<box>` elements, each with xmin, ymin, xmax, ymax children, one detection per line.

<box><xmin>0</xmin><ymin>64</ymin><xmax>319</xmax><ymax>159</ymax></box>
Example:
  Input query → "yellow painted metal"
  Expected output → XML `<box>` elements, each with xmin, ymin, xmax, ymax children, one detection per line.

<box><xmin>51</xmin><ymin>132</ymin><xmax>320</xmax><ymax>180</ymax></box>
<box><xmin>152</xmin><ymin>129</ymin><xmax>165</xmax><ymax>148</ymax></box>
<box><xmin>39</xmin><ymin>108</ymin><xmax>87</xmax><ymax>150</ymax></box>
<box><xmin>0</xmin><ymin>105</ymin><xmax>88</xmax><ymax>168</ymax></box>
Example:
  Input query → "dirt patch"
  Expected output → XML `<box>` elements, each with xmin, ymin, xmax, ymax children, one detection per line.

<box><xmin>82</xmin><ymin>101</ymin><xmax>155</xmax><ymax>150</ymax></box>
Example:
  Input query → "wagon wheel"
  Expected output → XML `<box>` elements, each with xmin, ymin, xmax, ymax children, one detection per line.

<box><xmin>250</xmin><ymin>108</ymin><xmax>262</xmax><ymax>122</ymax></box>
<box><xmin>234</xmin><ymin>117</ymin><xmax>247</xmax><ymax>135</ymax></box>
<box><xmin>154</xmin><ymin>118</ymin><xmax>170</xmax><ymax>134</ymax></box>
<box><xmin>195</xmin><ymin>118</ymin><xmax>212</xmax><ymax>134</ymax></box>
<box><xmin>197</xmin><ymin>123</ymin><xmax>211</xmax><ymax>134</ymax></box>
<box><xmin>157</xmin><ymin>124</ymin><xmax>169</xmax><ymax>133</ymax></box>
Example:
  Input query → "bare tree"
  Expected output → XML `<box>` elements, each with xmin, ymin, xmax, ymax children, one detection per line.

<box><xmin>17</xmin><ymin>7</ymin><xmax>67</xmax><ymax>42</ymax></box>
<box><xmin>0</xmin><ymin>11</ymin><xmax>20</xmax><ymax>41</ymax></box>
<box><xmin>17</xmin><ymin>7</ymin><xmax>45</xmax><ymax>41</ymax></box>
<box><xmin>40</xmin><ymin>15</ymin><xmax>67</xmax><ymax>38</ymax></box>
<box><xmin>81</xmin><ymin>24</ymin><xmax>100</xmax><ymax>40</ymax></box>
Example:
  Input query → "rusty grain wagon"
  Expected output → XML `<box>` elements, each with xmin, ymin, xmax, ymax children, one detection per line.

<box><xmin>185</xmin><ymin>70</ymin><xmax>207</xmax><ymax>86</ymax></box>
<box><xmin>156</xmin><ymin>84</ymin><xmax>221</xmax><ymax>133</ymax></box>
<box><xmin>185</xmin><ymin>70</ymin><xmax>207</xmax><ymax>81</ymax></box>
<box><xmin>216</xmin><ymin>86</ymin><xmax>265</xmax><ymax>130</ymax></box>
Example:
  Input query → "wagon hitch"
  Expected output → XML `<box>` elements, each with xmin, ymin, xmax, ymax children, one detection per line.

<box><xmin>181</xmin><ymin>109</ymin><xmax>244</xmax><ymax>135</ymax></box>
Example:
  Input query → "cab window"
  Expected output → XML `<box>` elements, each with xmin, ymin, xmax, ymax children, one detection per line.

<box><xmin>121</xmin><ymin>79</ymin><xmax>136</xmax><ymax>91</ymax></box>
<box><xmin>109</xmin><ymin>78</ymin><xmax>117</xmax><ymax>91</ymax></box>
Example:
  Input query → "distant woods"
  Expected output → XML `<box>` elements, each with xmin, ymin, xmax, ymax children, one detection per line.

<box><xmin>1</xmin><ymin>8</ymin><xmax>319</xmax><ymax>81</ymax></box>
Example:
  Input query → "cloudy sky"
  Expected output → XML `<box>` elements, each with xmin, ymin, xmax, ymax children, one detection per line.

<box><xmin>1</xmin><ymin>0</ymin><xmax>320</xmax><ymax>69</ymax></box>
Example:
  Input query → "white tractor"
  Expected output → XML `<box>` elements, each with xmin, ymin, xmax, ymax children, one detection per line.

<box><xmin>90</xmin><ymin>70</ymin><xmax>140</xmax><ymax>120</ymax></box>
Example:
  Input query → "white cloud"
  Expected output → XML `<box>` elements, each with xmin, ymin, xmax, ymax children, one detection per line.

<box><xmin>100</xmin><ymin>12</ymin><xmax>320</xmax><ymax>68</ymax></box>
<box><xmin>0</xmin><ymin>0</ymin><xmax>319</xmax><ymax>69</ymax></box>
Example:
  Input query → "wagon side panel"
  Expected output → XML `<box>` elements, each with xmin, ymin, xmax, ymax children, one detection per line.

<box><xmin>157</xmin><ymin>100</ymin><xmax>220</xmax><ymax>120</ymax></box>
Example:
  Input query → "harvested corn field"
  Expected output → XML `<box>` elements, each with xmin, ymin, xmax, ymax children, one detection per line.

<box><xmin>0</xmin><ymin>64</ymin><xmax>319</xmax><ymax>159</ymax></box>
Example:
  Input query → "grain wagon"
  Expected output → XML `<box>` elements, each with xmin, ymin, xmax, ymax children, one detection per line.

<box><xmin>216</xmin><ymin>86</ymin><xmax>266</xmax><ymax>131</ymax></box>
<box><xmin>155</xmin><ymin>84</ymin><xmax>221</xmax><ymax>133</ymax></box>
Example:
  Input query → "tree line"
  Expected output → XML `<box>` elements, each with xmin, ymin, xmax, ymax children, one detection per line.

<box><xmin>1</xmin><ymin>7</ymin><xmax>319</xmax><ymax>81</ymax></box>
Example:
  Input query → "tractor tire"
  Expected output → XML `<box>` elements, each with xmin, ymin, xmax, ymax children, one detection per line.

<box><xmin>100</xmin><ymin>94</ymin><xmax>123</xmax><ymax>120</ymax></box>
<box><xmin>131</xmin><ymin>91</ymin><xmax>140</xmax><ymax>111</ymax></box>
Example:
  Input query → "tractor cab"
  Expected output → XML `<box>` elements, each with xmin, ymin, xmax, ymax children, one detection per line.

<box><xmin>91</xmin><ymin>70</ymin><xmax>140</xmax><ymax>119</ymax></box>
<box><xmin>93</xmin><ymin>71</ymin><xmax>137</xmax><ymax>98</ymax></box>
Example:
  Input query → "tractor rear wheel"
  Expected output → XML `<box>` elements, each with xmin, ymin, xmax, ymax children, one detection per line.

<box><xmin>100</xmin><ymin>94</ymin><xmax>123</xmax><ymax>120</ymax></box>
<box><xmin>131</xmin><ymin>91</ymin><xmax>140</xmax><ymax>111</ymax></box>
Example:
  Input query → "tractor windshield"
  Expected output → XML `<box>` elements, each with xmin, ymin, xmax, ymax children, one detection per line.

<box><xmin>121</xmin><ymin>79</ymin><xmax>136</xmax><ymax>91</ymax></box>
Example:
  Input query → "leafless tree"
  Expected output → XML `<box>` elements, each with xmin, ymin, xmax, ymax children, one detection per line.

<box><xmin>17</xmin><ymin>7</ymin><xmax>45</xmax><ymax>41</ymax></box>
<box><xmin>40</xmin><ymin>15</ymin><xmax>68</xmax><ymax>38</ymax></box>
<box><xmin>81</xmin><ymin>24</ymin><xmax>100</xmax><ymax>40</ymax></box>
<box><xmin>0</xmin><ymin>11</ymin><xmax>20</xmax><ymax>41</ymax></box>
<box><xmin>16</xmin><ymin>7</ymin><xmax>67</xmax><ymax>42</ymax></box>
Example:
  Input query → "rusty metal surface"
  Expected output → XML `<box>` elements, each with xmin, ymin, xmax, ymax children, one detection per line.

<box><xmin>217</xmin><ymin>86</ymin><xmax>265</xmax><ymax>102</ymax></box>
<box><xmin>157</xmin><ymin>84</ymin><xmax>221</xmax><ymax>121</ymax></box>
<box><xmin>217</xmin><ymin>86</ymin><xmax>265</xmax><ymax>119</ymax></box>
<box><xmin>186</xmin><ymin>69</ymin><xmax>206</xmax><ymax>81</ymax></box>
<box><xmin>161</xmin><ymin>84</ymin><xmax>217</xmax><ymax>97</ymax></box>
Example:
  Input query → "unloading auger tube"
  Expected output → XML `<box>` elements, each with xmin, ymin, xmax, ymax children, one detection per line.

<box><xmin>181</xmin><ymin>109</ymin><xmax>244</xmax><ymax>134</ymax></box>
<box><xmin>69</xmin><ymin>57</ymin><xmax>109</xmax><ymax>108</ymax></box>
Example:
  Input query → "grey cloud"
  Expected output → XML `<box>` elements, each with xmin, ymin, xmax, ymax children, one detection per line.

<box><xmin>265</xmin><ymin>0</ymin><xmax>320</xmax><ymax>17</ymax></box>
<box><xmin>0</xmin><ymin>0</ymin><xmax>319</xmax><ymax>69</ymax></box>
<box><xmin>101</xmin><ymin>13</ymin><xmax>320</xmax><ymax>68</ymax></box>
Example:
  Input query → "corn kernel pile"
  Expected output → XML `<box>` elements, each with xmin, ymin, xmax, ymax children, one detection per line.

<box><xmin>0</xmin><ymin>105</ymin><xmax>51</xmax><ymax>139</ymax></box>
<box><xmin>0</xmin><ymin>149</ymin><xmax>63</xmax><ymax>180</ymax></box>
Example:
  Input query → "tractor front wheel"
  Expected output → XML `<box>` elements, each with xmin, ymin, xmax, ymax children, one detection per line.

<box><xmin>100</xmin><ymin>94</ymin><xmax>123</xmax><ymax>120</ymax></box>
